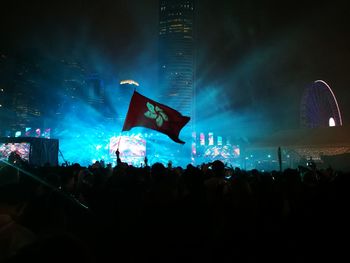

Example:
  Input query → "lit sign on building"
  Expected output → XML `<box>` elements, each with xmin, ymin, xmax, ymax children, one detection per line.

<box><xmin>208</xmin><ymin>132</ymin><xmax>214</xmax><ymax>146</ymax></box>
<box><xmin>120</xmin><ymin>80</ymin><xmax>140</xmax><ymax>86</ymax></box>
<box><xmin>200</xmin><ymin>133</ymin><xmax>205</xmax><ymax>146</ymax></box>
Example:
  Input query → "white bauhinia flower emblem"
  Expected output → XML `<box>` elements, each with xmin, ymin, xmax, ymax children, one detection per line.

<box><xmin>144</xmin><ymin>102</ymin><xmax>168</xmax><ymax>127</ymax></box>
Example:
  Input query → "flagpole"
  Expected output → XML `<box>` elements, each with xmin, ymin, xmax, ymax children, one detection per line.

<box><xmin>117</xmin><ymin>88</ymin><xmax>136</xmax><ymax>151</ymax></box>
<box><xmin>117</xmin><ymin>131</ymin><xmax>122</xmax><ymax>150</ymax></box>
<box><xmin>116</xmin><ymin>88</ymin><xmax>136</xmax><ymax>165</ymax></box>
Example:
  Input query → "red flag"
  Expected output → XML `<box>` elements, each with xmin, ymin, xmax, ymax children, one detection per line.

<box><xmin>122</xmin><ymin>91</ymin><xmax>190</xmax><ymax>144</ymax></box>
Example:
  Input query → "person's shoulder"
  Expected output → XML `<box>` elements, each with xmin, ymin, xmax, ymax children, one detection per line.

<box><xmin>0</xmin><ymin>214</ymin><xmax>14</xmax><ymax>230</ymax></box>
<box><xmin>204</xmin><ymin>177</ymin><xmax>219</xmax><ymax>186</ymax></box>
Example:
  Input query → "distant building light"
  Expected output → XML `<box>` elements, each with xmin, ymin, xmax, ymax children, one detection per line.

<box><xmin>96</xmin><ymin>145</ymin><xmax>102</xmax><ymax>150</ymax></box>
<box><xmin>208</xmin><ymin>132</ymin><xmax>214</xmax><ymax>146</ymax></box>
<box><xmin>200</xmin><ymin>133</ymin><xmax>205</xmax><ymax>146</ymax></box>
<box><xmin>120</xmin><ymin>80</ymin><xmax>139</xmax><ymax>86</ymax></box>
<box><xmin>329</xmin><ymin>117</ymin><xmax>336</xmax><ymax>127</ymax></box>
<box><xmin>218</xmin><ymin>136</ymin><xmax>222</xmax><ymax>146</ymax></box>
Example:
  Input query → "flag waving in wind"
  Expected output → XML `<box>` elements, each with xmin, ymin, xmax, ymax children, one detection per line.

<box><xmin>122</xmin><ymin>91</ymin><xmax>190</xmax><ymax>144</ymax></box>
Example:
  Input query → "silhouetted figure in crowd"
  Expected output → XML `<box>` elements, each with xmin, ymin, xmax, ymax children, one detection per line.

<box><xmin>0</xmin><ymin>184</ymin><xmax>36</xmax><ymax>262</ymax></box>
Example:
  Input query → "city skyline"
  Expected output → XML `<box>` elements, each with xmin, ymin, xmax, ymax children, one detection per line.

<box><xmin>158</xmin><ymin>0</ymin><xmax>195</xmax><ymax>120</ymax></box>
<box><xmin>1</xmin><ymin>0</ymin><xmax>349</xmax><ymax>135</ymax></box>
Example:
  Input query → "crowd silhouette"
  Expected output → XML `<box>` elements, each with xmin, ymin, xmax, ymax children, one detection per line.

<box><xmin>1</xmin><ymin>151</ymin><xmax>350</xmax><ymax>262</ymax></box>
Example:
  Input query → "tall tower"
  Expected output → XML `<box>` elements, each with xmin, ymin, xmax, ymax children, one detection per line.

<box><xmin>86</xmin><ymin>73</ymin><xmax>105</xmax><ymax>110</ymax></box>
<box><xmin>158</xmin><ymin>0</ymin><xmax>195</xmax><ymax>121</ymax></box>
<box><xmin>58</xmin><ymin>59</ymin><xmax>86</xmax><ymax>116</ymax></box>
<box><xmin>10</xmin><ymin>52</ymin><xmax>43</xmax><ymax>132</ymax></box>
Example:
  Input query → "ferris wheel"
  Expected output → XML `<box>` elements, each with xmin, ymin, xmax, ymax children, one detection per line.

<box><xmin>300</xmin><ymin>80</ymin><xmax>343</xmax><ymax>128</ymax></box>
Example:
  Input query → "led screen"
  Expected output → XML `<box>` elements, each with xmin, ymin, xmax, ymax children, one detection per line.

<box><xmin>109</xmin><ymin>135</ymin><xmax>146</xmax><ymax>165</ymax></box>
<box><xmin>204</xmin><ymin>145</ymin><xmax>240</xmax><ymax>159</ymax></box>
<box><xmin>0</xmin><ymin>143</ymin><xmax>30</xmax><ymax>162</ymax></box>
<box><xmin>196</xmin><ymin>144</ymin><xmax>240</xmax><ymax>165</ymax></box>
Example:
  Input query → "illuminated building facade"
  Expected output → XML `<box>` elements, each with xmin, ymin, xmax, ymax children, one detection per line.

<box><xmin>57</xmin><ymin>59</ymin><xmax>86</xmax><ymax>117</ymax></box>
<box><xmin>0</xmin><ymin>53</ymin><xmax>11</xmax><ymax>135</ymax></box>
<box><xmin>158</xmin><ymin>0</ymin><xmax>195</xmax><ymax>120</ymax></box>
<box><xmin>9</xmin><ymin>52</ymin><xmax>43</xmax><ymax>132</ymax></box>
<box><xmin>86</xmin><ymin>73</ymin><xmax>105</xmax><ymax>111</ymax></box>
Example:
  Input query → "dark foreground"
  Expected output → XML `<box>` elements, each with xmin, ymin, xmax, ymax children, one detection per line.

<box><xmin>1</xmin><ymin>159</ymin><xmax>349</xmax><ymax>262</ymax></box>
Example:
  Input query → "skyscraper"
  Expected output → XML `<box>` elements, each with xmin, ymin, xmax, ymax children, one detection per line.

<box><xmin>158</xmin><ymin>0</ymin><xmax>195</xmax><ymax>122</ymax></box>
<box><xmin>0</xmin><ymin>52</ymin><xmax>12</xmax><ymax>135</ymax></box>
<box><xmin>9</xmin><ymin>51</ymin><xmax>43</xmax><ymax>132</ymax></box>
<box><xmin>57</xmin><ymin>59</ymin><xmax>86</xmax><ymax>117</ymax></box>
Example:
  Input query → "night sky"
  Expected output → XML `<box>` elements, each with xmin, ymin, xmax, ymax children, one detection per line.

<box><xmin>1</xmin><ymin>0</ymin><xmax>349</xmax><ymax>133</ymax></box>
